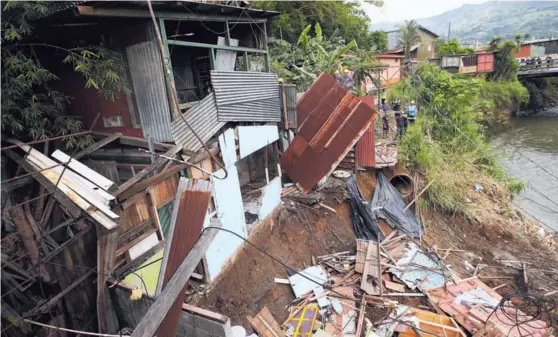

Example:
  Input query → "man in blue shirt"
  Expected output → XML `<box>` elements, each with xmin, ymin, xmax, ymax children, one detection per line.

<box><xmin>407</xmin><ymin>100</ymin><xmax>417</xmax><ymax>124</ymax></box>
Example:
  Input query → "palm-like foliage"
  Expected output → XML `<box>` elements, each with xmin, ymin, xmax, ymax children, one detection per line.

<box><xmin>397</xmin><ymin>20</ymin><xmax>421</xmax><ymax>65</ymax></box>
<box><xmin>270</xmin><ymin>23</ymin><xmax>358</xmax><ymax>90</ymax></box>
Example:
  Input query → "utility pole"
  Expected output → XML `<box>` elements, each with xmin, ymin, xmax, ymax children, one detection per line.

<box><xmin>447</xmin><ymin>21</ymin><xmax>451</xmax><ymax>40</ymax></box>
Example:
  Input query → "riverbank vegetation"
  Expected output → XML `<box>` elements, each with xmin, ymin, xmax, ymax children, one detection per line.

<box><xmin>390</xmin><ymin>64</ymin><xmax>526</xmax><ymax>216</ymax></box>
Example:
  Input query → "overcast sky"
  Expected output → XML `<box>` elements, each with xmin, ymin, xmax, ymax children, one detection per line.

<box><xmin>361</xmin><ymin>0</ymin><xmax>489</xmax><ymax>23</ymax></box>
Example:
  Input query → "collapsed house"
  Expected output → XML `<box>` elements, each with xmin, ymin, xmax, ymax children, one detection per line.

<box><xmin>3</xmin><ymin>2</ymin><xmax>554</xmax><ymax>337</ymax></box>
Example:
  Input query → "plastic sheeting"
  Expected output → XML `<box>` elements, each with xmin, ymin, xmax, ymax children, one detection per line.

<box><xmin>371</xmin><ymin>172</ymin><xmax>423</xmax><ymax>237</ymax></box>
<box><xmin>347</xmin><ymin>176</ymin><xmax>384</xmax><ymax>241</ymax></box>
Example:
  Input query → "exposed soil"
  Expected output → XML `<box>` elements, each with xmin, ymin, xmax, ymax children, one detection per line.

<box><xmin>193</xmin><ymin>171</ymin><xmax>558</xmax><ymax>331</ymax></box>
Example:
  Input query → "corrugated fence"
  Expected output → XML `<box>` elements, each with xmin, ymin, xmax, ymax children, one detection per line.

<box><xmin>211</xmin><ymin>71</ymin><xmax>281</xmax><ymax>122</ymax></box>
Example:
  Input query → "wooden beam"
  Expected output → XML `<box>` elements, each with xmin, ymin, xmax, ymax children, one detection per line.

<box><xmin>117</xmin><ymin>164</ymin><xmax>187</xmax><ymax>201</ymax></box>
<box><xmin>2</xmin><ymin>299</ymin><xmax>31</xmax><ymax>333</ymax></box>
<box><xmin>130</xmin><ymin>225</ymin><xmax>219</xmax><ymax>337</ymax></box>
<box><xmin>23</xmin><ymin>270</ymin><xmax>94</xmax><ymax>318</ymax></box>
<box><xmin>1</xmin><ymin>176</ymin><xmax>33</xmax><ymax>192</ymax></box>
<box><xmin>112</xmin><ymin>145</ymin><xmax>183</xmax><ymax>198</ymax></box>
<box><xmin>97</xmin><ymin>229</ymin><xmax>119</xmax><ymax>333</ymax></box>
<box><xmin>3</xmin><ymin>150</ymin><xmax>82</xmax><ymax>218</ymax></box>
<box><xmin>73</xmin><ymin>133</ymin><xmax>122</xmax><ymax>160</ymax></box>
<box><xmin>91</xmin><ymin>132</ymin><xmax>174</xmax><ymax>151</ymax></box>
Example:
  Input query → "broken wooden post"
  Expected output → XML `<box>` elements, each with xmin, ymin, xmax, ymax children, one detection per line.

<box><xmin>130</xmin><ymin>225</ymin><xmax>219</xmax><ymax>337</ymax></box>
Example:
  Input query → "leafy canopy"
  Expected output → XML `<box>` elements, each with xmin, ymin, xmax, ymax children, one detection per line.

<box><xmin>253</xmin><ymin>1</ymin><xmax>386</xmax><ymax>52</ymax></box>
<box><xmin>1</xmin><ymin>1</ymin><xmax>129</xmax><ymax>148</ymax></box>
<box><xmin>270</xmin><ymin>23</ymin><xmax>384</xmax><ymax>93</ymax></box>
<box><xmin>436</xmin><ymin>39</ymin><xmax>473</xmax><ymax>56</ymax></box>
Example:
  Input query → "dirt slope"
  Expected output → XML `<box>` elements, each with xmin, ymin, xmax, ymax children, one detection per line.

<box><xmin>193</xmin><ymin>172</ymin><xmax>558</xmax><ymax>330</ymax></box>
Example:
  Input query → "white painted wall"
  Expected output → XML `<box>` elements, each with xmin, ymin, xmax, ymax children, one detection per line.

<box><xmin>238</xmin><ymin>126</ymin><xmax>279</xmax><ymax>159</ymax></box>
<box><xmin>258</xmin><ymin>177</ymin><xmax>281</xmax><ymax>220</ymax></box>
<box><xmin>205</xmin><ymin>129</ymin><xmax>247</xmax><ymax>280</ymax></box>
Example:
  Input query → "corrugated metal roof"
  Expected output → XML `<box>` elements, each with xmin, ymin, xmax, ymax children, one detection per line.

<box><xmin>211</xmin><ymin>71</ymin><xmax>282</xmax><ymax>122</ymax></box>
<box><xmin>170</xmin><ymin>93</ymin><xmax>225</xmax><ymax>152</ymax></box>
<box><xmin>280</xmin><ymin>73</ymin><xmax>377</xmax><ymax>192</ymax></box>
<box><xmin>125</xmin><ymin>30</ymin><xmax>173</xmax><ymax>142</ymax></box>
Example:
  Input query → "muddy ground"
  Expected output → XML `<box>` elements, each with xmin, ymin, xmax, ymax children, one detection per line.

<box><xmin>193</xmin><ymin>171</ymin><xmax>558</xmax><ymax>330</ymax></box>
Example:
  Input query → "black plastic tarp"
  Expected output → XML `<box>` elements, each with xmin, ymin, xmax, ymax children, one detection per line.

<box><xmin>371</xmin><ymin>171</ymin><xmax>423</xmax><ymax>237</ymax></box>
<box><xmin>347</xmin><ymin>176</ymin><xmax>384</xmax><ymax>241</ymax></box>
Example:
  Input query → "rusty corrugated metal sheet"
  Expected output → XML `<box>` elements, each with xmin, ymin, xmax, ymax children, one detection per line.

<box><xmin>156</xmin><ymin>178</ymin><xmax>213</xmax><ymax>337</ymax></box>
<box><xmin>296</xmin><ymin>73</ymin><xmax>338</xmax><ymax>127</ymax></box>
<box><xmin>281</xmin><ymin>74</ymin><xmax>377</xmax><ymax>192</ymax></box>
<box><xmin>356</xmin><ymin>96</ymin><xmax>376</xmax><ymax>168</ymax></box>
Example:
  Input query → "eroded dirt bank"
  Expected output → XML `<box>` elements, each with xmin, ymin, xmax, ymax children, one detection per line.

<box><xmin>193</xmin><ymin>172</ymin><xmax>558</xmax><ymax>330</ymax></box>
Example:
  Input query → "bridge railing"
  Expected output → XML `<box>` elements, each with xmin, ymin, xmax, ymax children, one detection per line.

<box><xmin>518</xmin><ymin>56</ymin><xmax>558</xmax><ymax>71</ymax></box>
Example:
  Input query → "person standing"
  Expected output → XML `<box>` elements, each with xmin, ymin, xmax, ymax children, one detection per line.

<box><xmin>407</xmin><ymin>100</ymin><xmax>417</xmax><ymax>124</ymax></box>
<box><xmin>382</xmin><ymin>113</ymin><xmax>389</xmax><ymax>138</ymax></box>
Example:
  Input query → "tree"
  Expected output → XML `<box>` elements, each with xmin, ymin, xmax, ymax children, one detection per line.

<box><xmin>270</xmin><ymin>24</ymin><xmax>359</xmax><ymax>90</ymax></box>
<box><xmin>487</xmin><ymin>36</ymin><xmax>521</xmax><ymax>82</ymax></box>
<box><xmin>252</xmin><ymin>1</ymin><xmax>386</xmax><ymax>51</ymax></box>
<box><xmin>436</xmin><ymin>39</ymin><xmax>473</xmax><ymax>56</ymax></box>
<box><xmin>1</xmin><ymin>1</ymin><xmax>129</xmax><ymax>148</ymax></box>
<box><xmin>397</xmin><ymin>20</ymin><xmax>421</xmax><ymax>67</ymax></box>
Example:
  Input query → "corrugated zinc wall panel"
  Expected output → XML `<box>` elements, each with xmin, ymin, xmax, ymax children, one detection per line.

<box><xmin>280</xmin><ymin>84</ymin><xmax>297</xmax><ymax>128</ymax></box>
<box><xmin>356</xmin><ymin>96</ymin><xmax>376</xmax><ymax>168</ymax></box>
<box><xmin>170</xmin><ymin>93</ymin><xmax>225</xmax><ymax>152</ymax></box>
<box><xmin>211</xmin><ymin>71</ymin><xmax>281</xmax><ymax>122</ymax></box>
<box><xmin>126</xmin><ymin>40</ymin><xmax>173</xmax><ymax>142</ymax></box>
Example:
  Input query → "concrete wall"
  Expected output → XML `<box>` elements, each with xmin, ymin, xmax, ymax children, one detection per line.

<box><xmin>111</xmin><ymin>285</ymin><xmax>233</xmax><ymax>337</ymax></box>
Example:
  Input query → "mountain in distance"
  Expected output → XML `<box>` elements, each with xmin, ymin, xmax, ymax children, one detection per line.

<box><xmin>370</xmin><ymin>1</ymin><xmax>558</xmax><ymax>44</ymax></box>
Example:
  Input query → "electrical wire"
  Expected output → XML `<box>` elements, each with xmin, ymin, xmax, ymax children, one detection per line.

<box><xmin>485</xmin><ymin>293</ymin><xmax>555</xmax><ymax>337</ymax></box>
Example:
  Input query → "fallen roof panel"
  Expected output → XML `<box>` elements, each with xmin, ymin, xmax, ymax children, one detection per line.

<box><xmin>280</xmin><ymin>73</ymin><xmax>376</xmax><ymax>192</ymax></box>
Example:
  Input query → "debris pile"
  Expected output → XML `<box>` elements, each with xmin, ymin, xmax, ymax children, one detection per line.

<box><xmin>241</xmin><ymin>171</ymin><xmax>554</xmax><ymax>337</ymax></box>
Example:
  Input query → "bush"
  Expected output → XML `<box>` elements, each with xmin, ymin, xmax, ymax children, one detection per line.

<box><xmin>390</xmin><ymin>64</ymin><xmax>525</xmax><ymax>214</ymax></box>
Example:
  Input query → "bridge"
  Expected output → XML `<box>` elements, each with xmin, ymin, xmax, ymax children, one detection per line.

<box><xmin>517</xmin><ymin>56</ymin><xmax>558</xmax><ymax>78</ymax></box>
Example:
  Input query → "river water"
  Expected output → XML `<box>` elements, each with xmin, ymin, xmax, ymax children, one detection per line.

<box><xmin>491</xmin><ymin>116</ymin><xmax>558</xmax><ymax>233</ymax></box>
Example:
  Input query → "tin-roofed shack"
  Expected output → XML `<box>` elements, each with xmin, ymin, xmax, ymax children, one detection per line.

<box><xmin>1</xmin><ymin>2</ymin><xmax>285</xmax><ymax>336</ymax></box>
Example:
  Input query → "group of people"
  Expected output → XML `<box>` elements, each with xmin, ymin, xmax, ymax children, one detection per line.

<box><xmin>381</xmin><ymin>99</ymin><xmax>417</xmax><ymax>140</ymax></box>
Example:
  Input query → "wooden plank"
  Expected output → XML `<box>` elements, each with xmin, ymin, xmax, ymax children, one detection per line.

<box><xmin>355</xmin><ymin>297</ymin><xmax>366</xmax><ymax>337</ymax></box>
<box><xmin>247</xmin><ymin>307</ymin><xmax>282</xmax><ymax>337</ymax></box>
<box><xmin>384</xmin><ymin>280</ymin><xmax>406</xmax><ymax>292</ymax></box>
<box><xmin>1</xmin><ymin>299</ymin><xmax>31</xmax><ymax>333</ymax></box>
<box><xmin>3</xmin><ymin>150</ymin><xmax>81</xmax><ymax>218</ymax></box>
<box><xmin>8</xmin><ymin>206</ymin><xmax>40</xmax><ymax>266</ymax></box>
<box><xmin>118</xmin><ymin>164</ymin><xmax>186</xmax><ymax>201</ymax></box>
<box><xmin>73</xmin><ymin>132</ymin><xmax>122</xmax><ymax>159</ymax></box>
<box><xmin>97</xmin><ymin>229</ymin><xmax>119</xmax><ymax>333</ymax></box>
<box><xmin>147</xmin><ymin>189</ymin><xmax>164</xmax><ymax>240</ymax></box>
<box><xmin>113</xmin><ymin>144</ymin><xmax>183</xmax><ymax>198</ymax></box>
<box><xmin>129</xmin><ymin>225</ymin><xmax>219</xmax><ymax>337</ymax></box>
<box><xmin>360</xmin><ymin>240</ymin><xmax>380</xmax><ymax>295</ymax></box>
<box><xmin>1</xmin><ymin>176</ymin><xmax>33</xmax><ymax>192</ymax></box>
<box><xmin>52</xmin><ymin>150</ymin><xmax>115</xmax><ymax>191</ymax></box>
<box><xmin>92</xmin><ymin>132</ymin><xmax>175</xmax><ymax>151</ymax></box>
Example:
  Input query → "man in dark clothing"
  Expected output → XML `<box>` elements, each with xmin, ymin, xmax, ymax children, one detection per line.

<box><xmin>382</xmin><ymin>113</ymin><xmax>389</xmax><ymax>138</ymax></box>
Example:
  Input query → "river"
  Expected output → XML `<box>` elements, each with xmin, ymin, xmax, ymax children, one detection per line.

<box><xmin>491</xmin><ymin>116</ymin><xmax>558</xmax><ymax>233</ymax></box>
